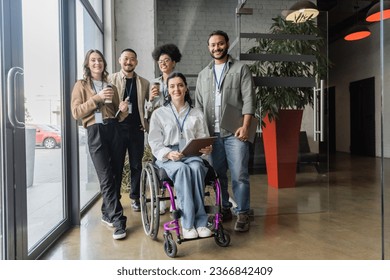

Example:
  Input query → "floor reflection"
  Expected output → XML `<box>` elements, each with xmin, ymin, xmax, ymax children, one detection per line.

<box><xmin>41</xmin><ymin>153</ymin><xmax>386</xmax><ymax>260</ymax></box>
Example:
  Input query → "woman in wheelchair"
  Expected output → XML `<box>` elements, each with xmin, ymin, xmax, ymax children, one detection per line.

<box><xmin>148</xmin><ymin>72</ymin><xmax>213</xmax><ymax>239</ymax></box>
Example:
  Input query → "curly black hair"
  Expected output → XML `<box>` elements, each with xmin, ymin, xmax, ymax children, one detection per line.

<box><xmin>152</xmin><ymin>43</ymin><xmax>182</xmax><ymax>62</ymax></box>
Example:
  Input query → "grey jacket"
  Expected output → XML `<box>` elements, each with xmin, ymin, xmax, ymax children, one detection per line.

<box><xmin>195</xmin><ymin>55</ymin><xmax>256</xmax><ymax>136</ymax></box>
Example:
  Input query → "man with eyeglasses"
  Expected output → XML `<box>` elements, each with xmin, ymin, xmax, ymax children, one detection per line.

<box><xmin>109</xmin><ymin>48</ymin><xmax>150</xmax><ymax>213</ymax></box>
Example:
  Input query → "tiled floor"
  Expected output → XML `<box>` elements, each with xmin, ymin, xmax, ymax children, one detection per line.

<box><xmin>40</xmin><ymin>153</ymin><xmax>388</xmax><ymax>260</ymax></box>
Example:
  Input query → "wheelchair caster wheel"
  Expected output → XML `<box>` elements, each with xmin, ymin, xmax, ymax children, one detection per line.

<box><xmin>163</xmin><ymin>234</ymin><xmax>177</xmax><ymax>258</ymax></box>
<box><xmin>207</xmin><ymin>215</ymin><xmax>216</xmax><ymax>231</ymax></box>
<box><xmin>214</xmin><ymin>228</ymin><xmax>230</xmax><ymax>247</ymax></box>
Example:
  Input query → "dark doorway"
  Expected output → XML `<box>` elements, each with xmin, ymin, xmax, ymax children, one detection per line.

<box><xmin>349</xmin><ymin>77</ymin><xmax>375</xmax><ymax>157</ymax></box>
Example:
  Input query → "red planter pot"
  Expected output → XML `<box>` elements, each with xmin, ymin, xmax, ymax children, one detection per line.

<box><xmin>262</xmin><ymin>109</ymin><xmax>303</xmax><ymax>188</ymax></box>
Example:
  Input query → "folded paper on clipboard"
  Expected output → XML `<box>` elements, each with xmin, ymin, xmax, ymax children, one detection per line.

<box><xmin>181</xmin><ymin>136</ymin><xmax>217</xmax><ymax>157</ymax></box>
<box><xmin>220</xmin><ymin>103</ymin><xmax>258</xmax><ymax>143</ymax></box>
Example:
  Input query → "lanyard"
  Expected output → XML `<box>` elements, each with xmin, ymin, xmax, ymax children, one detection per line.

<box><xmin>124</xmin><ymin>78</ymin><xmax>134</xmax><ymax>101</ymax></box>
<box><xmin>213</xmin><ymin>63</ymin><xmax>227</xmax><ymax>92</ymax></box>
<box><xmin>92</xmin><ymin>79</ymin><xmax>104</xmax><ymax>94</ymax></box>
<box><xmin>169</xmin><ymin>104</ymin><xmax>191</xmax><ymax>138</ymax></box>
<box><xmin>91</xmin><ymin>80</ymin><xmax>104</xmax><ymax>112</ymax></box>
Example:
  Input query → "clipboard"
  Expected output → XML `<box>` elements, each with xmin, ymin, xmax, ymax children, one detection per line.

<box><xmin>220</xmin><ymin>103</ymin><xmax>258</xmax><ymax>143</ymax></box>
<box><xmin>181</xmin><ymin>136</ymin><xmax>217</xmax><ymax>157</ymax></box>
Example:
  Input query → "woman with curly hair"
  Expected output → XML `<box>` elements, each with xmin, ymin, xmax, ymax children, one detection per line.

<box><xmin>145</xmin><ymin>43</ymin><xmax>182</xmax><ymax>117</ymax></box>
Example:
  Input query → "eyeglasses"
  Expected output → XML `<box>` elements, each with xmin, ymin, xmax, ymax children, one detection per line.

<box><xmin>158</xmin><ymin>58</ymin><xmax>172</xmax><ymax>65</ymax></box>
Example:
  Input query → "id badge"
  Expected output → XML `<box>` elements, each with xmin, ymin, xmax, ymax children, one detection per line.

<box><xmin>128</xmin><ymin>103</ymin><xmax>133</xmax><ymax>114</ymax></box>
<box><xmin>95</xmin><ymin>112</ymin><xmax>103</xmax><ymax>124</ymax></box>
<box><xmin>215</xmin><ymin>92</ymin><xmax>222</xmax><ymax>107</ymax></box>
<box><xmin>179</xmin><ymin>138</ymin><xmax>186</xmax><ymax>152</ymax></box>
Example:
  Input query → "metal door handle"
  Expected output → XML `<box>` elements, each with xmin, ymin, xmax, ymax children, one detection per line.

<box><xmin>314</xmin><ymin>79</ymin><xmax>324</xmax><ymax>142</ymax></box>
<box><xmin>7</xmin><ymin>67</ymin><xmax>25</xmax><ymax>129</ymax></box>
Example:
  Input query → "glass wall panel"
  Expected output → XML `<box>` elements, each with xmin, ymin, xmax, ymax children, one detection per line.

<box><xmin>76</xmin><ymin>0</ymin><xmax>103</xmax><ymax>208</ymax></box>
<box><xmin>325</xmin><ymin>0</ymin><xmax>383</xmax><ymax>259</ymax></box>
<box><xmin>231</xmin><ymin>1</ymin><xmax>330</xmax><ymax>218</ymax></box>
<box><xmin>0</xmin><ymin>17</ymin><xmax>3</xmax><ymax>260</ymax></box>
<box><xmin>21</xmin><ymin>0</ymin><xmax>65</xmax><ymax>250</ymax></box>
<box><xmin>381</xmin><ymin>0</ymin><xmax>390</xmax><ymax>259</ymax></box>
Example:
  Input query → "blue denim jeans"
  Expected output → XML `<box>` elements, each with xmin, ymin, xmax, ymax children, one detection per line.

<box><xmin>156</xmin><ymin>157</ymin><xmax>208</xmax><ymax>230</ymax></box>
<box><xmin>211</xmin><ymin>133</ymin><xmax>250</xmax><ymax>214</ymax></box>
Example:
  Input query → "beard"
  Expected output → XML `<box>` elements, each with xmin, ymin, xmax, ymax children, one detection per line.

<box><xmin>210</xmin><ymin>48</ymin><xmax>228</xmax><ymax>60</ymax></box>
<box><xmin>123</xmin><ymin>66</ymin><xmax>134</xmax><ymax>73</ymax></box>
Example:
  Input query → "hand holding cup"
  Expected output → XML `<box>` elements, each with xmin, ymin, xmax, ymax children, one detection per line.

<box><xmin>104</xmin><ymin>84</ymin><xmax>114</xmax><ymax>103</ymax></box>
<box><xmin>150</xmin><ymin>82</ymin><xmax>160</xmax><ymax>101</ymax></box>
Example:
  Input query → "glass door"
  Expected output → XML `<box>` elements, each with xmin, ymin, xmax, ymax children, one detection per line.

<box><xmin>0</xmin><ymin>0</ymin><xmax>66</xmax><ymax>259</ymax></box>
<box><xmin>236</xmin><ymin>1</ymin><xmax>330</xmax><ymax>218</ymax></box>
<box><xmin>0</xmin><ymin>1</ymin><xmax>4</xmax><ymax>259</ymax></box>
<box><xmin>381</xmin><ymin>0</ymin><xmax>390</xmax><ymax>259</ymax></box>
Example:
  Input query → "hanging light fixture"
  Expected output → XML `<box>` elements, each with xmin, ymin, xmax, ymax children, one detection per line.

<box><xmin>284</xmin><ymin>1</ymin><xmax>319</xmax><ymax>23</ymax></box>
<box><xmin>344</xmin><ymin>1</ymin><xmax>371</xmax><ymax>41</ymax></box>
<box><xmin>366</xmin><ymin>1</ymin><xmax>390</xmax><ymax>22</ymax></box>
<box><xmin>344</xmin><ymin>25</ymin><xmax>371</xmax><ymax>41</ymax></box>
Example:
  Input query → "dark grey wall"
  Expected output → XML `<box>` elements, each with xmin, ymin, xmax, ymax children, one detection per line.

<box><xmin>154</xmin><ymin>0</ymin><xmax>295</xmax><ymax>76</ymax></box>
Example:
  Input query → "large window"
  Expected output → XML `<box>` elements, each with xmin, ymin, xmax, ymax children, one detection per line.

<box><xmin>22</xmin><ymin>0</ymin><xmax>65</xmax><ymax>251</ymax></box>
<box><xmin>0</xmin><ymin>0</ymin><xmax>107</xmax><ymax>260</ymax></box>
<box><xmin>76</xmin><ymin>0</ymin><xmax>103</xmax><ymax>208</ymax></box>
<box><xmin>0</xmin><ymin>19</ymin><xmax>4</xmax><ymax>260</ymax></box>
<box><xmin>88</xmin><ymin>0</ymin><xmax>103</xmax><ymax>21</ymax></box>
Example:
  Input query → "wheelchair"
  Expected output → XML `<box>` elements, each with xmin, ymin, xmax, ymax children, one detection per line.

<box><xmin>140</xmin><ymin>159</ymin><xmax>231</xmax><ymax>258</ymax></box>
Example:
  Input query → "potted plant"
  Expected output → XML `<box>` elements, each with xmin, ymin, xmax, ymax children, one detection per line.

<box><xmin>247</xmin><ymin>15</ymin><xmax>328</xmax><ymax>188</ymax></box>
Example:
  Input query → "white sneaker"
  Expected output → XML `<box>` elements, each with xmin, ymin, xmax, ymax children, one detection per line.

<box><xmin>182</xmin><ymin>227</ymin><xmax>198</xmax><ymax>239</ymax></box>
<box><xmin>196</xmin><ymin>227</ymin><xmax>212</xmax><ymax>238</ymax></box>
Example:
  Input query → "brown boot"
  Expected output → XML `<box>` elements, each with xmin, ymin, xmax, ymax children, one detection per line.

<box><xmin>234</xmin><ymin>213</ymin><xmax>250</xmax><ymax>232</ymax></box>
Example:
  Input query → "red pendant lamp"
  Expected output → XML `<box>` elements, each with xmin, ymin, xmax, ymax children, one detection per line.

<box><xmin>344</xmin><ymin>25</ymin><xmax>371</xmax><ymax>41</ymax></box>
<box><xmin>366</xmin><ymin>1</ymin><xmax>390</xmax><ymax>22</ymax></box>
<box><xmin>344</xmin><ymin>1</ymin><xmax>371</xmax><ymax>41</ymax></box>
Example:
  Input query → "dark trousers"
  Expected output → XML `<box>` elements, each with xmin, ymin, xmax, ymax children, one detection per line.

<box><xmin>87</xmin><ymin>122</ymin><xmax>127</xmax><ymax>229</ymax></box>
<box><xmin>118</xmin><ymin>122</ymin><xmax>145</xmax><ymax>200</ymax></box>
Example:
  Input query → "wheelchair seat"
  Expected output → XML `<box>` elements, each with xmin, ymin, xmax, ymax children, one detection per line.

<box><xmin>153</xmin><ymin>158</ymin><xmax>217</xmax><ymax>186</ymax></box>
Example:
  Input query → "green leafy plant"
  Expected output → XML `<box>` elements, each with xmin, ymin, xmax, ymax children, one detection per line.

<box><xmin>121</xmin><ymin>145</ymin><xmax>152</xmax><ymax>193</ymax></box>
<box><xmin>121</xmin><ymin>154</ymin><xmax>130</xmax><ymax>193</ymax></box>
<box><xmin>247</xmin><ymin>15</ymin><xmax>328</xmax><ymax>125</ymax></box>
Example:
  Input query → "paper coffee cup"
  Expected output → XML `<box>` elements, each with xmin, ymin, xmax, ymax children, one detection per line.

<box><xmin>153</xmin><ymin>82</ymin><xmax>160</xmax><ymax>100</ymax></box>
<box><xmin>105</xmin><ymin>84</ymin><xmax>113</xmax><ymax>103</ymax></box>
